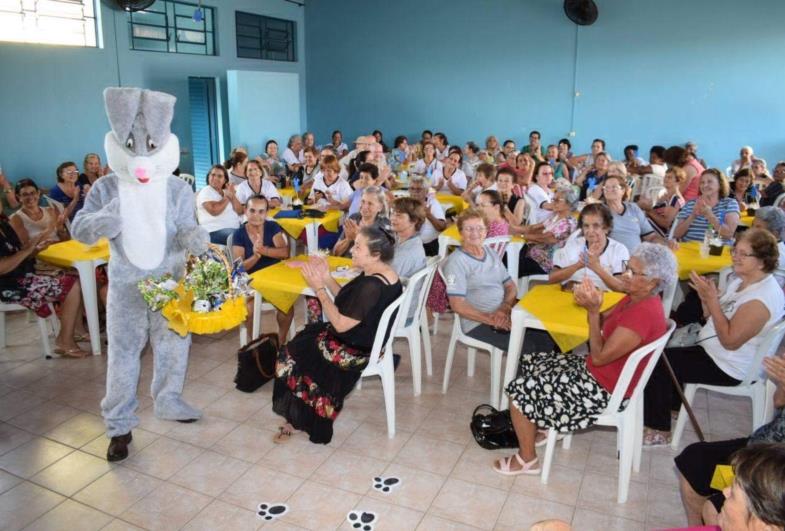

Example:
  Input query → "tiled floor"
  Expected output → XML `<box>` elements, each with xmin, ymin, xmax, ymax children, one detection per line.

<box><xmin>0</xmin><ymin>308</ymin><xmax>753</xmax><ymax>530</ymax></box>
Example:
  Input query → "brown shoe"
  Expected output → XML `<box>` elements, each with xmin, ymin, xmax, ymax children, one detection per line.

<box><xmin>107</xmin><ymin>432</ymin><xmax>133</xmax><ymax>462</ymax></box>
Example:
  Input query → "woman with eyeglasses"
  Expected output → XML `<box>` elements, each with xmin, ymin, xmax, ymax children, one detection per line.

<box><xmin>643</xmin><ymin>229</ymin><xmax>785</xmax><ymax>446</ymax></box>
<box><xmin>672</xmin><ymin>169</ymin><xmax>740</xmax><ymax>244</ymax></box>
<box><xmin>495</xmin><ymin>243</ymin><xmax>675</xmax><ymax>476</ymax></box>
<box><xmin>272</xmin><ymin>225</ymin><xmax>402</xmax><ymax>444</ymax></box>
<box><xmin>48</xmin><ymin>161</ymin><xmax>89</xmax><ymax>221</ymax></box>
<box><xmin>333</xmin><ymin>186</ymin><xmax>390</xmax><ymax>257</ymax></box>
<box><xmin>10</xmin><ymin>179</ymin><xmax>68</xmax><ymax>245</ymax></box>
<box><xmin>601</xmin><ymin>174</ymin><xmax>671</xmax><ymax>253</ymax></box>
<box><xmin>549</xmin><ymin>203</ymin><xmax>629</xmax><ymax>292</ymax></box>
<box><xmin>231</xmin><ymin>195</ymin><xmax>292</xmax><ymax>344</ymax></box>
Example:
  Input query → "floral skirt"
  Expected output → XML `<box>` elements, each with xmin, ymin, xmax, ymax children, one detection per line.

<box><xmin>0</xmin><ymin>272</ymin><xmax>76</xmax><ymax>317</ymax></box>
<box><xmin>505</xmin><ymin>351</ymin><xmax>621</xmax><ymax>433</ymax></box>
<box><xmin>273</xmin><ymin>323</ymin><xmax>368</xmax><ymax>444</ymax></box>
<box><xmin>426</xmin><ymin>274</ymin><xmax>449</xmax><ymax>314</ymax></box>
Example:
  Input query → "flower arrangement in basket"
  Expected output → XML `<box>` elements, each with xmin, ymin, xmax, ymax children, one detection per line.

<box><xmin>138</xmin><ymin>244</ymin><xmax>251</xmax><ymax>336</ymax></box>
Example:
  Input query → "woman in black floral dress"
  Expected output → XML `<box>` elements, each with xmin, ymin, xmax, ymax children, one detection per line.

<box><xmin>272</xmin><ymin>225</ymin><xmax>402</xmax><ymax>444</ymax></box>
<box><xmin>0</xmin><ymin>215</ymin><xmax>88</xmax><ymax>357</ymax></box>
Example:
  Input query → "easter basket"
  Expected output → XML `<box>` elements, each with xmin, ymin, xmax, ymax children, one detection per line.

<box><xmin>139</xmin><ymin>244</ymin><xmax>249</xmax><ymax>336</ymax></box>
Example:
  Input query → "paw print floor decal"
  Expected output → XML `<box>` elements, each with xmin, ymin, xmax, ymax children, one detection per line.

<box><xmin>372</xmin><ymin>476</ymin><xmax>401</xmax><ymax>494</ymax></box>
<box><xmin>347</xmin><ymin>510</ymin><xmax>378</xmax><ymax>530</ymax></box>
<box><xmin>257</xmin><ymin>503</ymin><xmax>288</xmax><ymax>521</ymax></box>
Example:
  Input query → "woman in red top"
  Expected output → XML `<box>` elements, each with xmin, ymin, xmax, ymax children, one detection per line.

<box><xmin>494</xmin><ymin>242</ymin><xmax>675</xmax><ymax>476</ymax></box>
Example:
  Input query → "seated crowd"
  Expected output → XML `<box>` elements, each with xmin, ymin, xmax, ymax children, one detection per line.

<box><xmin>2</xmin><ymin>131</ymin><xmax>785</xmax><ymax>529</ymax></box>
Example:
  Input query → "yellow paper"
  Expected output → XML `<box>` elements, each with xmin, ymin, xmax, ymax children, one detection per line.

<box><xmin>710</xmin><ymin>464</ymin><xmax>734</xmax><ymax>491</ymax></box>
<box><xmin>161</xmin><ymin>285</ymin><xmax>247</xmax><ymax>337</ymax></box>
<box><xmin>250</xmin><ymin>255</ymin><xmax>353</xmax><ymax>313</ymax></box>
<box><xmin>269</xmin><ymin>209</ymin><xmax>342</xmax><ymax>240</ymax></box>
<box><xmin>674</xmin><ymin>241</ymin><xmax>732</xmax><ymax>280</ymax></box>
<box><xmin>519</xmin><ymin>284</ymin><xmax>626</xmax><ymax>352</ymax></box>
<box><xmin>435</xmin><ymin>193</ymin><xmax>469</xmax><ymax>214</ymax></box>
<box><xmin>37</xmin><ymin>238</ymin><xmax>110</xmax><ymax>268</ymax></box>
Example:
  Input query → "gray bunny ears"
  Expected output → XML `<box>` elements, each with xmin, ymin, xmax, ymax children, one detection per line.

<box><xmin>104</xmin><ymin>87</ymin><xmax>176</xmax><ymax>153</ymax></box>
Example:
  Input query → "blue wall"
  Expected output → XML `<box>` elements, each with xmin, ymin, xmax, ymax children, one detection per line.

<box><xmin>0</xmin><ymin>0</ymin><xmax>306</xmax><ymax>187</ymax></box>
<box><xmin>305</xmin><ymin>0</ymin><xmax>785</xmax><ymax>169</ymax></box>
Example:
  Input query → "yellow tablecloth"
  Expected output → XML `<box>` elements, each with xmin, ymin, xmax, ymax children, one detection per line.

<box><xmin>37</xmin><ymin>238</ymin><xmax>110</xmax><ymax>267</ymax></box>
<box><xmin>269</xmin><ymin>209</ymin><xmax>342</xmax><ymax>240</ymax></box>
<box><xmin>436</xmin><ymin>193</ymin><xmax>469</xmax><ymax>214</ymax></box>
<box><xmin>675</xmin><ymin>241</ymin><xmax>732</xmax><ymax>280</ymax></box>
<box><xmin>250</xmin><ymin>255</ymin><xmax>353</xmax><ymax>312</ymax></box>
<box><xmin>520</xmin><ymin>284</ymin><xmax>626</xmax><ymax>352</ymax></box>
<box><xmin>279</xmin><ymin>187</ymin><xmax>297</xmax><ymax>199</ymax></box>
<box><xmin>440</xmin><ymin>224</ymin><xmax>525</xmax><ymax>245</ymax></box>
<box><xmin>739</xmin><ymin>214</ymin><xmax>754</xmax><ymax>227</ymax></box>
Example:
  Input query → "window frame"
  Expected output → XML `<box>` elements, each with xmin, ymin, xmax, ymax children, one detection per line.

<box><xmin>235</xmin><ymin>11</ymin><xmax>296</xmax><ymax>62</ymax></box>
<box><xmin>0</xmin><ymin>0</ymin><xmax>100</xmax><ymax>48</ymax></box>
<box><xmin>128</xmin><ymin>0</ymin><xmax>216</xmax><ymax>56</ymax></box>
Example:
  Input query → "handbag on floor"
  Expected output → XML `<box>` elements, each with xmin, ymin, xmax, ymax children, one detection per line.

<box><xmin>470</xmin><ymin>404</ymin><xmax>519</xmax><ymax>450</ymax></box>
<box><xmin>234</xmin><ymin>333</ymin><xmax>279</xmax><ymax>393</ymax></box>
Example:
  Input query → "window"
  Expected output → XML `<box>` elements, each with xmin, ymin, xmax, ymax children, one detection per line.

<box><xmin>128</xmin><ymin>0</ymin><xmax>215</xmax><ymax>55</ymax></box>
<box><xmin>235</xmin><ymin>11</ymin><xmax>295</xmax><ymax>62</ymax></box>
<box><xmin>0</xmin><ymin>0</ymin><xmax>99</xmax><ymax>47</ymax></box>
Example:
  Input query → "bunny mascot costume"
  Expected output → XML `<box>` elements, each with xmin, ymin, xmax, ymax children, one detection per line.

<box><xmin>72</xmin><ymin>87</ymin><xmax>208</xmax><ymax>461</ymax></box>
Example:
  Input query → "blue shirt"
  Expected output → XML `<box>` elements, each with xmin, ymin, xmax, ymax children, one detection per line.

<box><xmin>48</xmin><ymin>183</ymin><xmax>85</xmax><ymax>221</ymax></box>
<box><xmin>232</xmin><ymin>220</ymin><xmax>283</xmax><ymax>274</ymax></box>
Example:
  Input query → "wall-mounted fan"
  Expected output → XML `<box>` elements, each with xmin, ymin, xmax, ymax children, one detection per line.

<box><xmin>564</xmin><ymin>0</ymin><xmax>598</xmax><ymax>26</ymax></box>
<box><xmin>113</xmin><ymin>0</ymin><xmax>156</xmax><ymax>12</ymax></box>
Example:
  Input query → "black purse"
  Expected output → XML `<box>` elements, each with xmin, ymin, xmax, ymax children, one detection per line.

<box><xmin>234</xmin><ymin>333</ymin><xmax>279</xmax><ymax>393</ymax></box>
<box><xmin>470</xmin><ymin>404</ymin><xmax>519</xmax><ymax>450</ymax></box>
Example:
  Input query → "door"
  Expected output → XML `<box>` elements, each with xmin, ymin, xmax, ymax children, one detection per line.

<box><xmin>188</xmin><ymin>76</ymin><xmax>222</xmax><ymax>190</ymax></box>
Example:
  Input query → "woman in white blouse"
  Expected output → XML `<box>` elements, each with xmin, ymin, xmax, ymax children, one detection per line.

<box><xmin>196</xmin><ymin>165</ymin><xmax>243</xmax><ymax>244</ymax></box>
<box><xmin>431</xmin><ymin>151</ymin><xmax>468</xmax><ymax>194</ymax></box>
<box><xmin>235</xmin><ymin>160</ymin><xmax>281</xmax><ymax>208</ymax></box>
<box><xmin>307</xmin><ymin>155</ymin><xmax>353</xmax><ymax>211</ymax></box>
<box><xmin>526</xmin><ymin>162</ymin><xmax>555</xmax><ymax>225</ymax></box>
<box><xmin>412</xmin><ymin>141</ymin><xmax>442</xmax><ymax>180</ymax></box>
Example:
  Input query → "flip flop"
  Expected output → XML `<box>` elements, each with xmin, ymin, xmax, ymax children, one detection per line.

<box><xmin>53</xmin><ymin>346</ymin><xmax>89</xmax><ymax>359</ymax></box>
<box><xmin>493</xmin><ymin>454</ymin><xmax>540</xmax><ymax>476</ymax></box>
<box><xmin>273</xmin><ymin>425</ymin><xmax>293</xmax><ymax>444</ymax></box>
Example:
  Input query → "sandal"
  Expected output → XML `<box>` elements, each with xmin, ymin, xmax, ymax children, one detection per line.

<box><xmin>534</xmin><ymin>430</ymin><xmax>565</xmax><ymax>448</ymax></box>
<box><xmin>642</xmin><ymin>428</ymin><xmax>671</xmax><ymax>447</ymax></box>
<box><xmin>53</xmin><ymin>346</ymin><xmax>89</xmax><ymax>359</ymax></box>
<box><xmin>73</xmin><ymin>334</ymin><xmax>90</xmax><ymax>343</ymax></box>
<box><xmin>273</xmin><ymin>425</ymin><xmax>293</xmax><ymax>444</ymax></box>
<box><xmin>493</xmin><ymin>454</ymin><xmax>540</xmax><ymax>476</ymax></box>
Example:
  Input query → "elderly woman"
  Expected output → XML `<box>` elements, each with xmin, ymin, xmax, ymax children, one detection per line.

<box><xmin>575</xmin><ymin>151</ymin><xmax>610</xmax><ymax>200</ymax></box>
<box><xmin>231</xmin><ymin>195</ymin><xmax>292</xmax><ymax>343</ymax></box>
<box><xmin>330</xmin><ymin>130</ymin><xmax>349</xmax><ymax>158</ymax></box>
<box><xmin>673</xmin><ymin>169</ymin><xmax>740</xmax><ymax>243</ymax></box>
<box><xmin>412</xmin><ymin>141</ymin><xmax>442</xmax><ymax>180</ymax></box>
<box><xmin>307</xmin><ymin>155</ymin><xmax>353</xmax><ymax>212</ymax></box>
<box><xmin>443</xmin><ymin>208</ymin><xmax>518</xmax><ymax>351</ymax></box>
<box><xmin>258</xmin><ymin>140</ymin><xmax>286</xmax><ymax>179</ymax></box>
<box><xmin>390</xmin><ymin>197</ymin><xmax>426</xmax><ymax>278</ymax></box>
<box><xmin>485</xmin><ymin>136</ymin><xmax>501</xmax><ymax>161</ymax></box>
<box><xmin>730</xmin><ymin>168</ymin><xmax>758</xmax><ymax>211</ymax></box>
<box><xmin>235</xmin><ymin>160</ymin><xmax>281</xmax><ymax>208</ymax></box>
<box><xmin>462</xmin><ymin>163</ymin><xmax>497</xmax><ymax>205</ymax></box>
<box><xmin>49</xmin><ymin>161</ymin><xmax>88</xmax><ymax>221</ymax></box>
<box><xmin>10</xmin><ymin>179</ymin><xmax>67</xmax><ymax>245</ymax></box>
<box><xmin>526</xmin><ymin>162</ymin><xmax>555</xmax><ymax>224</ymax></box>
<box><xmin>675</xmin><ymin>351</ymin><xmax>785</xmax><ymax>526</ymax></box>
<box><xmin>196</xmin><ymin>165</ymin><xmax>242</xmax><ymax>245</ymax></box>
<box><xmin>666</xmin><ymin>145</ymin><xmax>705</xmax><ymax>201</ymax></box>
<box><xmin>333</xmin><ymin>186</ymin><xmax>389</xmax><ymax>257</ymax></box>
<box><xmin>273</xmin><ymin>226</ymin><xmax>402</xmax><ymax>444</ymax></box>
<box><xmin>511</xmin><ymin>152</ymin><xmax>535</xmax><ymax>198</ymax></box>
<box><xmin>494</xmin><ymin>243</ymin><xmax>675</xmax><ymax>475</ymax></box>
<box><xmin>0</xmin><ymin>216</ymin><xmax>88</xmax><ymax>357</ymax></box>
<box><xmin>282</xmin><ymin>134</ymin><xmax>303</xmax><ymax>174</ymax></box>
<box><xmin>550</xmin><ymin>203</ymin><xmax>629</xmax><ymax>292</ymax></box>
<box><xmin>408</xmin><ymin>175</ymin><xmax>447</xmax><ymax>256</ymax></box>
<box><xmin>432</xmin><ymin>151</ymin><xmax>468</xmax><ymax>194</ymax></box>
<box><xmin>730</xmin><ymin>145</ymin><xmax>756</xmax><ymax>176</ymax></box>
<box><xmin>752</xmin><ymin>206</ymin><xmax>785</xmax><ymax>269</ymax></box>
<box><xmin>515</xmin><ymin>186</ymin><xmax>578</xmax><ymax>276</ymax></box>
<box><xmin>223</xmin><ymin>149</ymin><xmax>248</xmax><ymax>186</ymax></box>
<box><xmin>601</xmin><ymin>174</ymin><xmax>670</xmax><ymax>253</ymax></box>
<box><xmin>78</xmin><ymin>153</ymin><xmax>104</xmax><ymax>187</ymax></box>
<box><xmin>496</xmin><ymin>167</ymin><xmax>522</xmax><ymax>217</ymax></box>
<box><xmin>300</xmin><ymin>147</ymin><xmax>320</xmax><ymax>186</ymax></box>
<box><xmin>638</xmin><ymin>166</ymin><xmax>686</xmax><ymax>235</ymax></box>
<box><xmin>476</xmin><ymin>190</ymin><xmax>510</xmax><ymax>239</ymax></box>
<box><xmin>643</xmin><ymin>229</ymin><xmax>785</xmax><ymax>445</ymax></box>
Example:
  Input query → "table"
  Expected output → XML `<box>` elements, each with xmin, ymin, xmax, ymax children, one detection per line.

<box><xmin>248</xmin><ymin>255</ymin><xmax>353</xmax><ymax>337</ymax></box>
<box><xmin>270</xmin><ymin>209</ymin><xmax>343</xmax><ymax>255</ymax></box>
<box><xmin>500</xmin><ymin>284</ymin><xmax>625</xmax><ymax>409</ymax></box>
<box><xmin>674</xmin><ymin>241</ymin><xmax>732</xmax><ymax>280</ymax></box>
<box><xmin>38</xmin><ymin>239</ymin><xmax>110</xmax><ymax>356</ymax></box>
<box><xmin>437</xmin><ymin>224</ymin><xmax>525</xmax><ymax>282</ymax></box>
<box><xmin>435</xmin><ymin>193</ymin><xmax>469</xmax><ymax>215</ymax></box>
<box><xmin>739</xmin><ymin>214</ymin><xmax>754</xmax><ymax>227</ymax></box>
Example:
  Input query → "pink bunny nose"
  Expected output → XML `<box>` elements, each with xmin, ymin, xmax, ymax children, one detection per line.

<box><xmin>134</xmin><ymin>167</ymin><xmax>147</xmax><ymax>179</ymax></box>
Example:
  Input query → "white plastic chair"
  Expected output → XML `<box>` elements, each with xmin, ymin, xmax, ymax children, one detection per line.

<box><xmin>393</xmin><ymin>258</ymin><xmax>439</xmax><ymax>396</ymax></box>
<box><xmin>540</xmin><ymin>320</ymin><xmax>676</xmax><ymax>503</ymax></box>
<box><xmin>0</xmin><ymin>303</ymin><xmax>58</xmax><ymax>358</ymax></box>
<box><xmin>671</xmin><ymin>319</ymin><xmax>785</xmax><ymax>449</ymax></box>
<box><xmin>358</xmin><ymin>293</ymin><xmax>406</xmax><ymax>438</ymax></box>
<box><xmin>517</xmin><ymin>273</ymin><xmax>550</xmax><ymax>298</ymax></box>
<box><xmin>774</xmin><ymin>192</ymin><xmax>785</xmax><ymax>209</ymax></box>
<box><xmin>523</xmin><ymin>194</ymin><xmax>538</xmax><ymax>225</ymax></box>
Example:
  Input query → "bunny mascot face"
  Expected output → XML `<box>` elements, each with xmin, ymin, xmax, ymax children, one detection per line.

<box><xmin>71</xmin><ymin>88</ymin><xmax>209</xmax><ymax>462</ymax></box>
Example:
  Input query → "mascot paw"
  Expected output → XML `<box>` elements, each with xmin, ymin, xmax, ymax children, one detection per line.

<box><xmin>176</xmin><ymin>226</ymin><xmax>209</xmax><ymax>255</ymax></box>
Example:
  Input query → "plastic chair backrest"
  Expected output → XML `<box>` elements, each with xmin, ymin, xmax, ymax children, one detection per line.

<box><xmin>774</xmin><ymin>192</ymin><xmax>785</xmax><ymax>209</ymax></box>
<box><xmin>365</xmin><ymin>293</ymin><xmax>406</xmax><ymax>367</ymax></box>
<box><xmin>523</xmin><ymin>194</ymin><xmax>538</xmax><ymax>225</ymax></box>
<box><xmin>661</xmin><ymin>277</ymin><xmax>678</xmax><ymax>317</ymax></box>
<box><xmin>484</xmin><ymin>235</ymin><xmax>511</xmax><ymax>259</ymax></box>
<box><xmin>603</xmin><ymin>320</ymin><xmax>676</xmax><ymax>415</ymax></box>
<box><xmin>739</xmin><ymin>318</ymin><xmax>785</xmax><ymax>387</ymax></box>
<box><xmin>398</xmin><ymin>260</ymin><xmax>438</xmax><ymax>329</ymax></box>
